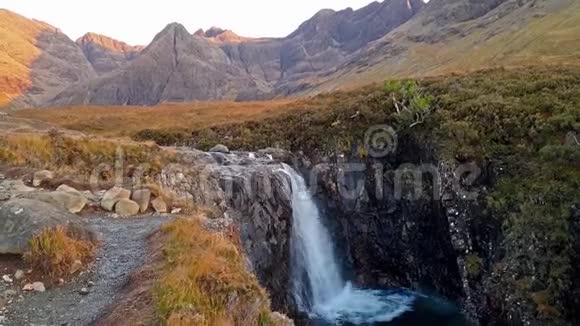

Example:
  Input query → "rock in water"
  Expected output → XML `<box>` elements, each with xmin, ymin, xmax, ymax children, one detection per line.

<box><xmin>114</xmin><ymin>199</ymin><xmax>140</xmax><ymax>216</ymax></box>
<box><xmin>32</xmin><ymin>170</ymin><xmax>54</xmax><ymax>187</ymax></box>
<box><xmin>131</xmin><ymin>189</ymin><xmax>151</xmax><ymax>213</ymax></box>
<box><xmin>209</xmin><ymin>144</ymin><xmax>229</xmax><ymax>153</ymax></box>
<box><xmin>22</xmin><ymin>191</ymin><xmax>87</xmax><ymax>214</ymax></box>
<box><xmin>151</xmin><ymin>197</ymin><xmax>168</xmax><ymax>213</ymax></box>
<box><xmin>0</xmin><ymin>199</ymin><xmax>95</xmax><ymax>254</ymax></box>
<box><xmin>101</xmin><ymin>186</ymin><xmax>131</xmax><ymax>211</ymax></box>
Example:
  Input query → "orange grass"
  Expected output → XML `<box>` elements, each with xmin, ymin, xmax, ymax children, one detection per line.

<box><xmin>155</xmin><ymin>217</ymin><xmax>277</xmax><ymax>326</ymax></box>
<box><xmin>24</xmin><ymin>226</ymin><xmax>95</xmax><ymax>278</ymax></box>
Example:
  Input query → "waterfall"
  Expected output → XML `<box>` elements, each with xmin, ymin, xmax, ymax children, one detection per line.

<box><xmin>286</xmin><ymin>164</ymin><xmax>345</xmax><ymax>309</ymax></box>
<box><xmin>282</xmin><ymin>165</ymin><xmax>416</xmax><ymax>324</ymax></box>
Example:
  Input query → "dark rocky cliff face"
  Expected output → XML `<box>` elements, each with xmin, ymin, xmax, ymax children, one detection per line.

<box><xmin>157</xmin><ymin>141</ymin><xmax>578</xmax><ymax>325</ymax></box>
<box><xmin>158</xmin><ymin>144</ymin><xmax>499</xmax><ymax>323</ymax></box>
<box><xmin>44</xmin><ymin>0</ymin><xmax>424</xmax><ymax>106</ymax></box>
<box><xmin>293</xmin><ymin>138</ymin><xmax>505</xmax><ymax>325</ymax></box>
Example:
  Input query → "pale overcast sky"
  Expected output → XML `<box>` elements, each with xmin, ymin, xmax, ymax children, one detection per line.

<box><xmin>0</xmin><ymin>0</ymin><xmax>414</xmax><ymax>45</ymax></box>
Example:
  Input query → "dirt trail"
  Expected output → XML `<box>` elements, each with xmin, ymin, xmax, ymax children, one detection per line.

<box><xmin>1</xmin><ymin>215</ymin><xmax>169</xmax><ymax>326</ymax></box>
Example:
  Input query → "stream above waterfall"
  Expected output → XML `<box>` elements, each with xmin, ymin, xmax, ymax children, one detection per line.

<box><xmin>283</xmin><ymin>165</ymin><xmax>467</xmax><ymax>326</ymax></box>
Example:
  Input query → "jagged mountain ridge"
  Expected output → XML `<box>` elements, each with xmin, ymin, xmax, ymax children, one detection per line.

<box><xmin>194</xmin><ymin>27</ymin><xmax>255</xmax><ymax>43</ymax></box>
<box><xmin>44</xmin><ymin>0</ymin><xmax>425</xmax><ymax>106</ymax></box>
<box><xmin>76</xmin><ymin>32</ymin><xmax>144</xmax><ymax>74</ymax></box>
<box><xmin>2</xmin><ymin>0</ymin><xmax>580</xmax><ymax>108</ymax></box>
<box><xmin>50</xmin><ymin>23</ymin><xmax>267</xmax><ymax>105</ymax></box>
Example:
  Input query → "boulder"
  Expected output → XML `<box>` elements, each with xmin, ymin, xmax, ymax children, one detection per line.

<box><xmin>151</xmin><ymin>197</ymin><xmax>168</xmax><ymax>213</ymax></box>
<box><xmin>1</xmin><ymin>179</ymin><xmax>36</xmax><ymax>202</ymax></box>
<box><xmin>209</xmin><ymin>144</ymin><xmax>229</xmax><ymax>153</ymax></box>
<box><xmin>100</xmin><ymin>198</ymin><xmax>118</xmax><ymax>211</ymax></box>
<box><xmin>101</xmin><ymin>186</ymin><xmax>131</xmax><ymax>211</ymax></box>
<box><xmin>21</xmin><ymin>191</ymin><xmax>87</xmax><ymax>214</ymax></box>
<box><xmin>32</xmin><ymin>170</ymin><xmax>54</xmax><ymax>187</ymax></box>
<box><xmin>1</xmin><ymin>179</ymin><xmax>36</xmax><ymax>195</ymax></box>
<box><xmin>131</xmin><ymin>189</ymin><xmax>151</xmax><ymax>213</ymax></box>
<box><xmin>0</xmin><ymin>199</ymin><xmax>95</xmax><ymax>254</ymax></box>
<box><xmin>114</xmin><ymin>199</ymin><xmax>140</xmax><ymax>216</ymax></box>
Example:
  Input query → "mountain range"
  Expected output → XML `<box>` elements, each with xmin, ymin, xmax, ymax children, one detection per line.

<box><xmin>1</xmin><ymin>0</ymin><xmax>580</xmax><ymax>109</ymax></box>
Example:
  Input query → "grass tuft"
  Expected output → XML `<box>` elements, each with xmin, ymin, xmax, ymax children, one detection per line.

<box><xmin>24</xmin><ymin>226</ymin><xmax>95</xmax><ymax>278</ymax></box>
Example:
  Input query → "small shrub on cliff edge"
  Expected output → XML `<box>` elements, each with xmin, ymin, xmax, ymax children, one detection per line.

<box><xmin>384</xmin><ymin>80</ymin><xmax>436</xmax><ymax>130</ymax></box>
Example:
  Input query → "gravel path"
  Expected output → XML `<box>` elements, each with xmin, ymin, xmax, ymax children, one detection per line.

<box><xmin>1</xmin><ymin>215</ymin><xmax>169</xmax><ymax>326</ymax></box>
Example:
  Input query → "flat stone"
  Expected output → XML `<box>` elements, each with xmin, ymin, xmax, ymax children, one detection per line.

<box><xmin>22</xmin><ymin>191</ymin><xmax>87</xmax><ymax>214</ymax></box>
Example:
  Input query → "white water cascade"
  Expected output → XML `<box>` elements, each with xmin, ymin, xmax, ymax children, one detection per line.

<box><xmin>282</xmin><ymin>165</ymin><xmax>416</xmax><ymax>324</ymax></box>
